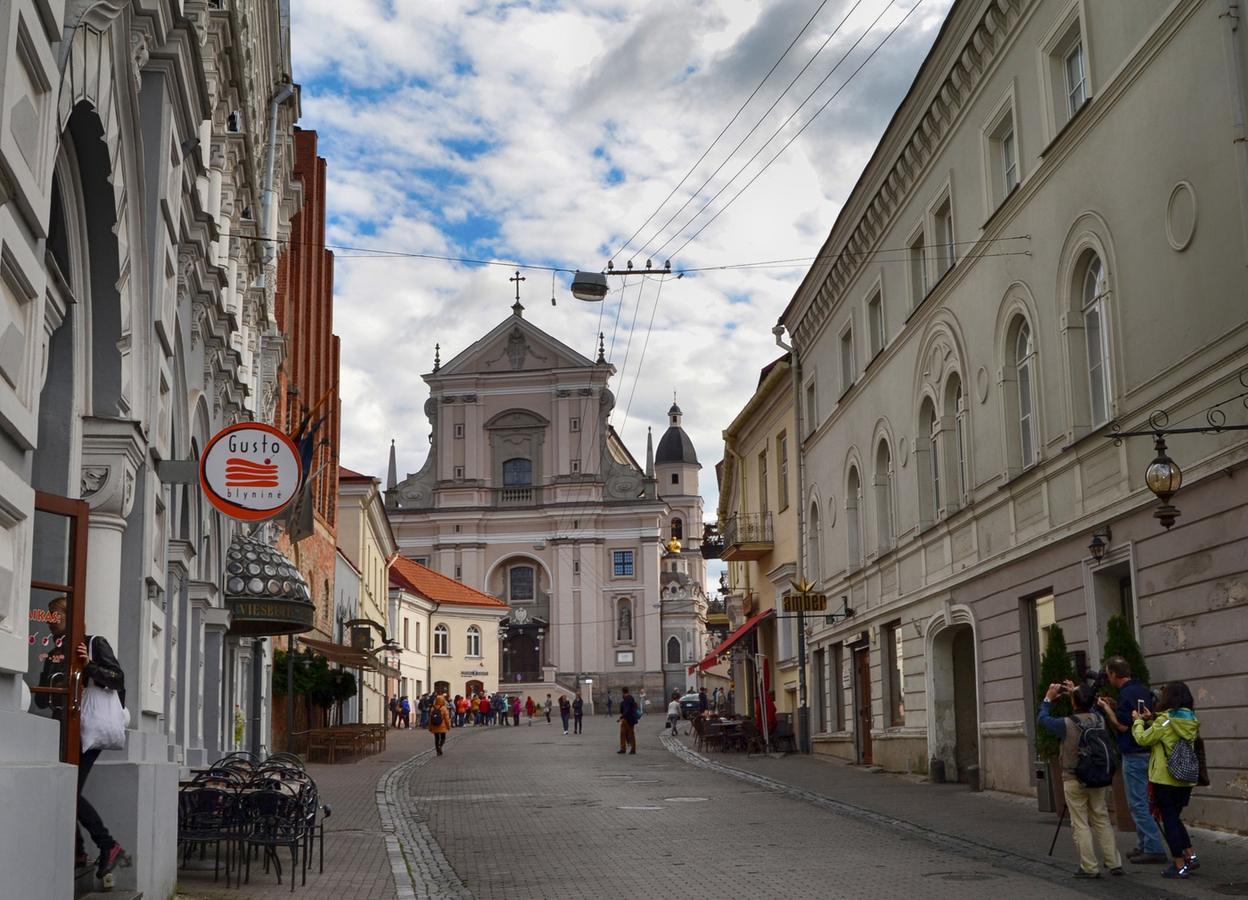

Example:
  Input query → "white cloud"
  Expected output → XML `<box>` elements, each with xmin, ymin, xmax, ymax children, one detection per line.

<box><xmin>291</xmin><ymin>0</ymin><xmax>954</xmax><ymax>524</ymax></box>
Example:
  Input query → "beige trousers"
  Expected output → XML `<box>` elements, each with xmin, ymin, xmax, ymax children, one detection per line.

<box><xmin>1063</xmin><ymin>779</ymin><xmax>1122</xmax><ymax>873</ymax></box>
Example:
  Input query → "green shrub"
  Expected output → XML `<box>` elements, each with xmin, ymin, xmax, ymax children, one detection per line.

<box><xmin>1035</xmin><ymin>623</ymin><xmax>1076</xmax><ymax>758</ymax></box>
<box><xmin>1101</xmin><ymin>614</ymin><xmax>1149</xmax><ymax>698</ymax></box>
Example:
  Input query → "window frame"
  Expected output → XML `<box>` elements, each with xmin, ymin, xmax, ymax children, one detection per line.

<box><xmin>433</xmin><ymin>624</ymin><xmax>450</xmax><ymax>657</ymax></box>
<box><xmin>502</xmin><ymin>457</ymin><xmax>533</xmax><ymax>487</ymax></box>
<box><xmin>778</xmin><ymin>434</ymin><xmax>790</xmax><ymax>510</ymax></box>
<box><xmin>509</xmin><ymin>565</ymin><xmax>535</xmax><ymax>602</ymax></box>
<box><xmin>867</xmin><ymin>288</ymin><xmax>885</xmax><ymax>360</ymax></box>
<box><xmin>612</xmin><ymin>549</ymin><xmax>635</xmax><ymax>578</ymax></box>
<box><xmin>1016</xmin><ymin>321</ymin><xmax>1038</xmax><ymax>470</ymax></box>
<box><xmin>908</xmin><ymin>228</ymin><xmax>928</xmax><ymax>307</ymax></box>
<box><xmin>466</xmin><ymin>625</ymin><xmax>481</xmax><ymax>658</ymax></box>
<box><xmin>1039</xmin><ymin>4</ymin><xmax>1092</xmax><ymax>142</ymax></box>
<box><xmin>1081</xmin><ymin>254</ymin><xmax>1111</xmax><ymax>427</ymax></box>
<box><xmin>839</xmin><ymin>322</ymin><xmax>856</xmax><ymax>396</ymax></box>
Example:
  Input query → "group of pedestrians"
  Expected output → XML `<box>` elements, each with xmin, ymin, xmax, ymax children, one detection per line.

<box><xmin>1037</xmin><ymin>656</ymin><xmax>1204</xmax><ymax>880</ymax></box>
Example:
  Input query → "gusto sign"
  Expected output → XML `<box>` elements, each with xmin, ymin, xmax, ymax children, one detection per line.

<box><xmin>200</xmin><ymin>423</ymin><xmax>302</xmax><ymax>521</ymax></box>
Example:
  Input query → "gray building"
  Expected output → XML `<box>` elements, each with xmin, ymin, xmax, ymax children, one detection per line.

<box><xmin>0</xmin><ymin>2</ymin><xmax>300</xmax><ymax>896</ymax></box>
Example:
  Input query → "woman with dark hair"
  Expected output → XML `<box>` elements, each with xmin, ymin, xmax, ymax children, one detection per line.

<box><xmin>1132</xmin><ymin>681</ymin><xmax>1201</xmax><ymax>878</ymax></box>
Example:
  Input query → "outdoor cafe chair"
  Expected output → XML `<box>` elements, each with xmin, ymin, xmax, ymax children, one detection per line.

<box><xmin>740</xmin><ymin>719</ymin><xmax>766</xmax><ymax>757</ymax></box>
<box><xmin>243</xmin><ymin>789</ymin><xmax>305</xmax><ymax>891</ymax></box>
<box><xmin>266</xmin><ymin>751</ymin><xmax>306</xmax><ymax>769</ymax></box>
<box><xmin>178</xmin><ymin>786</ymin><xmax>245</xmax><ymax>887</ymax></box>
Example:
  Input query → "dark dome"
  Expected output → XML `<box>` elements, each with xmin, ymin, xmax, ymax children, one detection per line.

<box><xmin>655</xmin><ymin>425</ymin><xmax>698</xmax><ymax>466</ymax></box>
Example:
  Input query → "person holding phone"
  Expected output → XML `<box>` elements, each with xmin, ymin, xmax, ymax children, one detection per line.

<box><xmin>1097</xmin><ymin>657</ymin><xmax>1168</xmax><ymax>863</ymax></box>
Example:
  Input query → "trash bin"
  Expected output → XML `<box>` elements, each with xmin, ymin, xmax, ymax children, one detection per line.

<box><xmin>1036</xmin><ymin>759</ymin><xmax>1055</xmax><ymax>812</ymax></box>
<box><xmin>929</xmin><ymin>757</ymin><xmax>946</xmax><ymax>784</ymax></box>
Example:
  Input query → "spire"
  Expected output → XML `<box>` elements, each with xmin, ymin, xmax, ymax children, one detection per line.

<box><xmin>433</xmin><ymin>343</ymin><xmax>441</xmax><ymax>372</ymax></box>
<box><xmin>645</xmin><ymin>427</ymin><xmax>654</xmax><ymax>478</ymax></box>
<box><xmin>386</xmin><ymin>439</ymin><xmax>397</xmax><ymax>491</ymax></box>
<box><xmin>596</xmin><ymin>332</ymin><xmax>606</xmax><ymax>364</ymax></box>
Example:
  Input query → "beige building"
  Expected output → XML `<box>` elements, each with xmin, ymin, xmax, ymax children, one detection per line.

<box><xmin>336</xmin><ymin>468</ymin><xmax>398</xmax><ymax>724</ymax></box>
<box><xmin>778</xmin><ymin>0</ymin><xmax>1248</xmax><ymax>833</ymax></box>
<box><xmin>386</xmin><ymin>302</ymin><xmax>709</xmax><ymax>705</ymax></box>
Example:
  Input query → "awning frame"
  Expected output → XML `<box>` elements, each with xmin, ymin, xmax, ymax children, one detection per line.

<box><xmin>689</xmin><ymin>609</ymin><xmax>774</xmax><ymax>674</ymax></box>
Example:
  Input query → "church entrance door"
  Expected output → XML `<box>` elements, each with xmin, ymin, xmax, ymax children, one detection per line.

<box><xmin>506</xmin><ymin>632</ymin><xmax>540</xmax><ymax>682</ymax></box>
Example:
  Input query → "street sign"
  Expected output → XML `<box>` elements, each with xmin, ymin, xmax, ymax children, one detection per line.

<box><xmin>782</xmin><ymin>593</ymin><xmax>828</xmax><ymax>613</ymax></box>
<box><xmin>199</xmin><ymin>422</ymin><xmax>302</xmax><ymax>521</ymax></box>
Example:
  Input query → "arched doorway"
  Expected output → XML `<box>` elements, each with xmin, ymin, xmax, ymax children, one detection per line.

<box><xmin>465</xmin><ymin>679</ymin><xmax>484</xmax><ymax>697</ymax></box>
<box><xmin>434</xmin><ymin>681</ymin><xmax>450</xmax><ymax>697</ymax></box>
<box><xmin>929</xmin><ymin>622</ymin><xmax>979</xmax><ymax>783</ymax></box>
<box><xmin>505</xmin><ymin>632</ymin><xmax>540</xmax><ymax>681</ymax></box>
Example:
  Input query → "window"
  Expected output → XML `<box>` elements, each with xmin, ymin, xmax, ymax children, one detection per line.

<box><xmin>1001</xmin><ymin>126</ymin><xmax>1018</xmax><ymax>195</ymax></box>
<box><xmin>840</xmin><ymin>327</ymin><xmax>855</xmax><ymax>394</ymax></box>
<box><xmin>875</xmin><ymin>441</ymin><xmax>895</xmax><ymax>554</ymax></box>
<box><xmin>415</xmin><ymin>556</ymin><xmax>428</xmax><ymax>566</ymax></box>
<box><xmin>503</xmin><ymin>457</ymin><xmax>532</xmax><ymax>486</ymax></box>
<box><xmin>928</xmin><ymin>403</ymin><xmax>941</xmax><ymax>516</ymax></box>
<box><xmin>671</xmin><ymin>518</ymin><xmax>683</xmax><ymax>542</ymax></box>
<box><xmin>779</xmin><ymin>435</ymin><xmax>790</xmax><ymax>509</ymax></box>
<box><xmin>1082</xmin><ymin>255</ymin><xmax>1111</xmax><ymax>426</ymax></box>
<box><xmin>403</xmin><ymin>618</ymin><xmax>410</xmax><ymax>649</ymax></box>
<box><xmin>805</xmin><ymin>381</ymin><xmax>817</xmax><ymax>435</ymax></box>
<box><xmin>953</xmin><ymin>380</ymin><xmax>968</xmax><ymax>501</ymax></box>
<box><xmin>667</xmin><ymin>635</ymin><xmax>681</xmax><ymax>664</ymax></box>
<box><xmin>1065</xmin><ymin>40</ymin><xmax>1087</xmax><ymax>117</ymax></box>
<box><xmin>466</xmin><ymin>625</ymin><xmax>481</xmax><ymax>658</ymax></box>
<box><xmin>433</xmin><ymin>624</ymin><xmax>449</xmax><ymax>656</ymax></box>
<box><xmin>573</xmin><ymin>559</ymin><xmax>580</xmax><ymax>575</ymax></box>
<box><xmin>509</xmin><ymin>566</ymin><xmax>534</xmax><ymax>601</ymax></box>
<box><xmin>1016</xmin><ymin>322</ymin><xmax>1037</xmax><ymax>468</ymax></box>
<box><xmin>885</xmin><ymin>621</ymin><xmax>905</xmax><ymax>726</ymax></box>
<box><xmin>846</xmin><ymin>467</ymin><xmax>863</xmax><ymax>571</ymax></box>
<box><xmin>454</xmin><ymin>423</ymin><xmax>464</xmax><ymax>438</ymax></box>
<box><xmin>934</xmin><ymin>200</ymin><xmax>954</xmax><ymax>275</ymax></box>
<box><xmin>613</xmin><ymin>550</ymin><xmax>634</xmax><ymax>577</ymax></box>
<box><xmin>807</xmin><ymin>500</ymin><xmax>821</xmax><ymax>581</ymax></box>
<box><xmin>454</xmin><ymin>566</ymin><xmax>463</xmax><ymax>581</ymax></box>
<box><xmin>454</xmin><ymin>465</ymin><xmax>464</xmax><ymax>479</ymax></box>
<box><xmin>570</xmin><ymin>417</ymin><xmax>580</xmax><ymax>432</ymax></box>
<box><xmin>671</xmin><ymin>473</ymin><xmax>679</xmax><ymax>485</ymax></box>
<box><xmin>909</xmin><ymin>232</ymin><xmax>927</xmax><ymax>304</ymax></box>
<box><xmin>571</xmin><ymin>459</ymin><xmax>580</xmax><ymax>474</ymax></box>
<box><xmin>758</xmin><ymin>452</ymin><xmax>769</xmax><ymax>518</ymax></box>
<box><xmin>867</xmin><ymin>291</ymin><xmax>884</xmax><ymax>358</ymax></box>
<box><xmin>413</xmin><ymin>621</ymin><xmax>420</xmax><ymax>647</ymax></box>
<box><xmin>572</xmin><ymin>519</ymin><xmax>580</xmax><ymax>529</ymax></box>
<box><xmin>454</xmin><ymin>524</ymin><xmax>462</xmax><ymax>533</ymax></box>
<box><xmin>616</xmin><ymin>598</ymin><xmax>633</xmax><ymax>641</ymax></box>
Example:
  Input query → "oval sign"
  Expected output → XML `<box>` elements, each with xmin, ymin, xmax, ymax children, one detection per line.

<box><xmin>200</xmin><ymin>423</ymin><xmax>302</xmax><ymax>521</ymax></box>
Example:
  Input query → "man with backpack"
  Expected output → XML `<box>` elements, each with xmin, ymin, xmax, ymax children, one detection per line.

<box><xmin>1038</xmin><ymin>679</ymin><xmax>1122</xmax><ymax>878</ymax></box>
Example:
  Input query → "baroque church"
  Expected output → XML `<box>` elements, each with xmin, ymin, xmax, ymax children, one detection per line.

<box><xmin>386</xmin><ymin>296</ymin><xmax>708</xmax><ymax>703</ymax></box>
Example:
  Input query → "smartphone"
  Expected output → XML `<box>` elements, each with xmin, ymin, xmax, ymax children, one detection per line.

<box><xmin>1137</xmin><ymin>699</ymin><xmax>1146</xmax><ymax>715</ymax></box>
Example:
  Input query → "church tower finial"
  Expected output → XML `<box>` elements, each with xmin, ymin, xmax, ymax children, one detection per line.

<box><xmin>596</xmin><ymin>332</ymin><xmax>606</xmax><ymax>364</ymax></box>
<box><xmin>386</xmin><ymin>439</ymin><xmax>398</xmax><ymax>492</ymax></box>
<box><xmin>645</xmin><ymin>426</ymin><xmax>654</xmax><ymax>478</ymax></box>
<box><xmin>433</xmin><ymin>343</ymin><xmax>441</xmax><ymax>372</ymax></box>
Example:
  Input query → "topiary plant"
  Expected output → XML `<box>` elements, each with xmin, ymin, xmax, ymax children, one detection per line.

<box><xmin>1035</xmin><ymin>623</ymin><xmax>1076</xmax><ymax>758</ymax></box>
<box><xmin>1101</xmin><ymin>614</ymin><xmax>1149</xmax><ymax>699</ymax></box>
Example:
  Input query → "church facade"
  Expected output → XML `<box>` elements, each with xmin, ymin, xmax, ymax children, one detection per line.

<box><xmin>386</xmin><ymin>301</ymin><xmax>707</xmax><ymax>705</ymax></box>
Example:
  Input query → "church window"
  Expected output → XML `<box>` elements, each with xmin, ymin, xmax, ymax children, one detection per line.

<box><xmin>570</xmin><ymin>417</ymin><xmax>580</xmax><ymax>432</ymax></box>
<box><xmin>509</xmin><ymin>566</ymin><xmax>535</xmax><ymax>601</ymax></box>
<box><xmin>503</xmin><ymin>457</ymin><xmax>533</xmax><ymax>486</ymax></box>
<box><xmin>454</xmin><ymin>466</ymin><xmax>464</xmax><ymax>480</ymax></box>
<box><xmin>617</xmin><ymin>599</ymin><xmax>633</xmax><ymax>641</ymax></box>
<box><xmin>454</xmin><ymin>424</ymin><xmax>464</xmax><ymax>438</ymax></box>
<box><xmin>454</xmin><ymin>524</ymin><xmax>462</xmax><ymax>533</ymax></box>
<box><xmin>671</xmin><ymin>473</ymin><xmax>679</xmax><ymax>484</ymax></box>
<box><xmin>667</xmin><ymin>636</ymin><xmax>681</xmax><ymax>664</ymax></box>
<box><xmin>571</xmin><ymin>459</ymin><xmax>580</xmax><ymax>473</ymax></box>
<box><xmin>454</xmin><ymin>566</ymin><xmax>463</xmax><ymax>580</ymax></box>
<box><xmin>572</xmin><ymin>519</ymin><xmax>580</xmax><ymax>529</ymax></box>
<box><xmin>613</xmin><ymin>551</ymin><xmax>634</xmax><ymax>577</ymax></box>
<box><xmin>573</xmin><ymin>560</ymin><xmax>581</xmax><ymax>575</ymax></box>
<box><xmin>671</xmin><ymin>518</ymin><xmax>683</xmax><ymax>542</ymax></box>
<box><xmin>433</xmin><ymin>625</ymin><xmax>449</xmax><ymax>656</ymax></box>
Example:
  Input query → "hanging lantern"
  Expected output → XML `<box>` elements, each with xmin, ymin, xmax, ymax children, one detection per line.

<box><xmin>1144</xmin><ymin>436</ymin><xmax>1183</xmax><ymax>529</ymax></box>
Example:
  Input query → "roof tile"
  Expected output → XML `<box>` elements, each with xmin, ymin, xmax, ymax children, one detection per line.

<box><xmin>389</xmin><ymin>555</ymin><xmax>509</xmax><ymax>608</ymax></box>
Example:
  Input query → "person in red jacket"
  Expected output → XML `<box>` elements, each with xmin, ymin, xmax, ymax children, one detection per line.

<box><xmin>524</xmin><ymin>695</ymin><xmax>535</xmax><ymax>726</ymax></box>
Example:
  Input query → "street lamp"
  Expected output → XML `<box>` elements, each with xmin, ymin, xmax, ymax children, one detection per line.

<box><xmin>1088</xmin><ymin>526</ymin><xmax>1112</xmax><ymax>562</ymax></box>
<box><xmin>570</xmin><ymin>271</ymin><xmax>608</xmax><ymax>301</ymax></box>
<box><xmin>1145</xmin><ymin>436</ymin><xmax>1183</xmax><ymax>529</ymax></box>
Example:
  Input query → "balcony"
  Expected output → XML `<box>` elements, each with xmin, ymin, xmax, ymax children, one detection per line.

<box><xmin>720</xmin><ymin>512</ymin><xmax>773</xmax><ymax>561</ymax></box>
<box><xmin>495</xmin><ymin>486</ymin><xmax>542</xmax><ymax>507</ymax></box>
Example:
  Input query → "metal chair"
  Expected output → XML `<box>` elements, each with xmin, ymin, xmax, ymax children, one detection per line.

<box><xmin>178</xmin><ymin>786</ymin><xmax>244</xmax><ymax>887</ymax></box>
<box><xmin>243</xmin><ymin>790</ymin><xmax>305</xmax><ymax>891</ymax></box>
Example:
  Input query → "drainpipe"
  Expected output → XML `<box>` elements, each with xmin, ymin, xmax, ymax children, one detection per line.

<box><xmin>260</xmin><ymin>81</ymin><xmax>295</xmax><ymax>284</ymax></box>
<box><xmin>1222</xmin><ymin>0</ymin><xmax>1248</xmax><ymax>263</ymax></box>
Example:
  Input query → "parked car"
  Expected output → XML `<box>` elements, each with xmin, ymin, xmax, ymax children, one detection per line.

<box><xmin>678</xmin><ymin>693</ymin><xmax>702</xmax><ymax>718</ymax></box>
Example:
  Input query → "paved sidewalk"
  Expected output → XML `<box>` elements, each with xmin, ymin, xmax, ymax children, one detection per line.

<box><xmin>177</xmin><ymin>726</ymin><xmax>439</xmax><ymax>900</ymax></box>
<box><xmin>664</xmin><ymin>723</ymin><xmax>1248</xmax><ymax>898</ymax></box>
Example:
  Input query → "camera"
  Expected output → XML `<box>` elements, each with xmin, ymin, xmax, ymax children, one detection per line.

<box><xmin>1086</xmin><ymin>667</ymin><xmax>1109</xmax><ymax>694</ymax></box>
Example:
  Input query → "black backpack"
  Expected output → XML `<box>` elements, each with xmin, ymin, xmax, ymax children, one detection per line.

<box><xmin>1073</xmin><ymin>713</ymin><xmax>1116</xmax><ymax>788</ymax></box>
<box><xmin>429</xmin><ymin>707</ymin><xmax>443</xmax><ymax>727</ymax></box>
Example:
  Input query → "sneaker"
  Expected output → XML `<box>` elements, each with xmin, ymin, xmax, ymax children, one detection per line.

<box><xmin>1185</xmin><ymin>856</ymin><xmax>1200</xmax><ymax>871</ymax></box>
<box><xmin>1161</xmin><ymin>865</ymin><xmax>1189</xmax><ymax>879</ymax></box>
<box><xmin>1110</xmin><ymin>867</ymin><xmax>1125</xmax><ymax>876</ymax></box>
<box><xmin>628</xmin><ymin>749</ymin><xmax>636</xmax><ymax>755</ymax></box>
<box><xmin>617</xmin><ymin>749</ymin><xmax>626</xmax><ymax>754</ymax></box>
<box><xmin>1073</xmin><ymin>869</ymin><xmax>1100</xmax><ymax>879</ymax></box>
<box><xmin>97</xmin><ymin>844</ymin><xmax>124</xmax><ymax>878</ymax></box>
<box><xmin>75</xmin><ymin>853</ymin><xmax>91</xmax><ymax>870</ymax></box>
<box><xmin>1130</xmin><ymin>852</ymin><xmax>1169</xmax><ymax>864</ymax></box>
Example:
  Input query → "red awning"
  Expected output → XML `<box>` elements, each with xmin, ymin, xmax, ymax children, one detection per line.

<box><xmin>688</xmin><ymin>609</ymin><xmax>773</xmax><ymax>674</ymax></box>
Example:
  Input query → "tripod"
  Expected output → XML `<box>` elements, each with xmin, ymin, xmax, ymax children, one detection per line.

<box><xmin>1048</xmin><ymin>805</ymin><xmax>1067</xmax><ymax>856</ymax></box>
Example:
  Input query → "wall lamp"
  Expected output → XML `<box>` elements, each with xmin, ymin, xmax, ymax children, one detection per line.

<box><xmin>1088</xmin><ymin>525</ymin><xmax>1113</xmax><ymax>562</ymax></box>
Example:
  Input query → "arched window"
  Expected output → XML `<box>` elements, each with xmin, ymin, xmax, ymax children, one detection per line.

<box><xmin>466</xmin><ymin>625</ymin><xmax>481</xmax><ymax>657</ymax></box>
<box><xmin>1015</xmin><ymin>322</ymin><xmax>1037</xmax><ymax>468</ymax></box>
<box><xmin>847</xmin><ymin>467</ymin><xmax>863</xmax><ymax>571</ymax></box>
<box><xmin>503</xmin><ymin>457</ymin><xmax>533</xmax><ymax>486</ymax></box>
<box><xmin>671</xmin><ymin>517</ymin><xmax>683</xmax><ymax>542</ymax></box>
<box><xmin>509</xmin><ymin>565</ymin><xmax>535</xmax><ymax>601</ymax></box>
<box><xmin>433</xmin><ymin>624</ymin><xmax>449</xmax><ymax>656</ymax></box>
<box><xmin>1082</xmin><ymin>254</ymin><xmax>1111</xmax><ymax>426</ymax></box>
<box><xmin>807</xmin><ymin>500</ymin><xmax>821</xmax><ymax>582</ymax></box>
<box><xmin>950</xmin><ymin>376</ymin><xmax>967</xmax><ymax>502</ymax></box>
<box><xmin>925</xmin><ymin>399</ymin><xmax>941</xmax><ymax>522</ymax></box>
<box><xmin>667</xmin><ymin>635</ymin><xmax>681</xmax><ymax>664</ymax></box>
<box><xmin>874</xmin><ymin>442</ymin><xmax>895</xmax><ymax>554</ymax></box>
<box><xmin>616</xmin><ymin>598</ymin><xmax>633</xmax><ymax>642</ymax></box>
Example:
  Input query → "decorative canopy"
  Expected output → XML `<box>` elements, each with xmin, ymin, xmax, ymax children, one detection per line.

<box><xmin>223</xmin><ymin>534</ymin><xmax>315</xmax><ymax>636</ymax></box>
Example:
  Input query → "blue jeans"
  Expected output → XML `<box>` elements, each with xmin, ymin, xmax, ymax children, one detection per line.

<box><xmin>1121</xmin><ymin>751</ymin><xmax>1166</xmax><ymax>854</ymax></box>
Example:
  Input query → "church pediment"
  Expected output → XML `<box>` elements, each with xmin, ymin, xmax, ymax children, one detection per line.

<box><xmin>485</xmin><ymin>408</ymin><xmax>549</xmax><ymax>430</ymax></box>
<box><xmin>437</xmin><ymin>314</ymin><xmax>597</xmax><ymax>376</ymax></box>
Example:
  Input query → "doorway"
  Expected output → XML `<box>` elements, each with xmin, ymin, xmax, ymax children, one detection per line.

<box><xmin>505</xmin><ymin>632</ymin><xmax>540</xmax><ymax>680</ymax></box>
<box><xmin>930</xmin><ymin>623</ymin><xmax>979</xmax><ymax>783</ymax></box>
<box><xmin>465</xmin><ymin>679</ymin><xmax>484</xmax><ymax>697</ymax></box>
<box><xmin>854</xmin><ymin>646</ymin><xmax>872</xmax><ymax>765</ymax></box>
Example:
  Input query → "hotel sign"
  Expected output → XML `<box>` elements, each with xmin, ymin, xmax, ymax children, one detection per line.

<box><xmin>200</xmin><ymin>423</ymin><xmax>302</xmax><ymax>521</ymax></box>
<box><xmin>226</xmin><ymin>597</ymin><xmax>316</xmax><ymax>636</ymax></box>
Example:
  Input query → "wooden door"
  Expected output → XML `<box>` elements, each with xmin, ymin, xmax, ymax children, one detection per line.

<box><xmin>855</xmin><ymin>646</ymin><xmax>873</xmax><ymax>765</ymax></box>
<box><xmin>26</xmin><ymin>492</ymin><xmax>91</xmax><ymax>764</ymax></box>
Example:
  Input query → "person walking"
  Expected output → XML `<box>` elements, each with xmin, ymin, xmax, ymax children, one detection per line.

<box><xmin>1132</xmin><ymin>681</ymin><xmax>1202</xmax><ymax>879</ymax></box>
<box><xmin>638</xmin><ymin>690</ymin><xmax>648</xmax><ymax>718</ymax></box>
<box><xmin>389</xmin><ymin>696</ymin><xmax>399</xmax><ymax>729</ymax></box>
<box><xmin>525</xmin><ymin>695</ymin><xmax>535</xmax><ymax>726</ymax></box>
<box><xmin>666</xmin><ymin>691</ymin><xmax>682</xmax><ymax>733</ymax></box>
<box><xmin>617</xmin><ymin>687</ymin><xmax>639</xmax><ymax>754</ymax></box>
<box><xmin>400</xmin><ymin>695</ymin><xmax>411</xmax><ymax>729</ymax></box>
<box><xmin>1095</xmin><ymin>657</ymin><xmax>1168</xmax><ymax>864</ymax></box>
<box><xmin>559</xmin><ymin>695</ymin><xmax>571</xmax><ymax>733</ymax></box>
<box><xmin>698</xmin><ymin>687</ymin><xmax>708</xmax><ymax>714</ymax></box>
<box><xmin>605</xmin><ymin>691</ymin><xmax>613</xmax><ymax>717</ymax></box>
<box><xmin>572</xmin><ymin>693</ymin><xmax>584</xmax><ymax>734</ymax></box>
<box><xmin>1038</xmin><ymin>680</ymin><xmax>1123</xmax><ymax>878</ymax></box>
<box><xmin>544</xmin><ymin>693</ymin><xmax>553</xmax><ymax>724</ymax></box>
<box><xmin>512</xmin><ymin>696</ymin><xmax>521</xmax><ymax>726</ymax></box>
<box><xmin>419</xmin><ymin>693</ymin><xmax>430</xmax><ymax>729</ymax></box>
<box><xmin>428</xmin><ymin>693</ymin><xmax>450</xmax><ymax>756</ymax></box>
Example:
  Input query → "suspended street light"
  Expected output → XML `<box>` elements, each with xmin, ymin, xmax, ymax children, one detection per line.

<box><xmin>570</xmin><ymin>270</ymin><xmax>609</xmax><ymax>301</ymax></box>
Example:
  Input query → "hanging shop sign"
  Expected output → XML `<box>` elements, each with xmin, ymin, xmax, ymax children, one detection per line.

<box><xmin>200</xmin><ymin>423</ymin><xmax>302</xmax><ymax>521</ymax></box>
<box><xmin>782</xmin><ymin>592</ymin><xmax>828</xmax><ymax>613</ymax></box>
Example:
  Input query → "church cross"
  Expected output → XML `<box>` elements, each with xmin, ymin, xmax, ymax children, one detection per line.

<box><xmin>510</xmin><ymin>270</ymin><xmax>526</xmax><ymax>316</ymax></box>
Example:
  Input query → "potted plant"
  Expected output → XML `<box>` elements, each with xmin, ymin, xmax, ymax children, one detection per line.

<box><xmin>1035</xmin><ymin>623</ymin><xmax>1076</xmax><ymax>815</ymax></box>
<box><xmin>1102</xmin><ymin>614</ymin><xmax>1149</xmax><ymax>830</ymax></box>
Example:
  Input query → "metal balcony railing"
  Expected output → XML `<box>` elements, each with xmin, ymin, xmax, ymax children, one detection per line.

<box><xmin>722</xmin><ymin>511</ymin><xmax>773</xmax><ymax>547</ymax></box>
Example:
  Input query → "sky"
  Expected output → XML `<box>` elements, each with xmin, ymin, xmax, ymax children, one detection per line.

<box><xmin>291</xmin><ymin>0</ymin><xmax>956</xmax><ymax>525</ymax></box>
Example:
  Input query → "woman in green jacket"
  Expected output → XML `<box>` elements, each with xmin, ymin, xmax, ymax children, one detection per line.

<box><xmin>1131</xmin><ymin>681</ymin><xmax>1200</xmax><ymax>879</ymax></box>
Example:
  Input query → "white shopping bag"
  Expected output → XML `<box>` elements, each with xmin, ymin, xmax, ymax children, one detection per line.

<box><xmin>79</xmin><ymin>635</ymin><xmax>127</xmax><ymax>752</ymax></box>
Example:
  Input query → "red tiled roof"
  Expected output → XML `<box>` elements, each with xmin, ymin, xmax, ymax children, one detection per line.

<box><xmin>338</xmin><ymin>466</ymin><xmax>374</xmax><ymax>482</ymax></box>
<box><xmin>389</xmin><ymin>555</ymin><xmax>509</xmax><ymax>609</ymax></box>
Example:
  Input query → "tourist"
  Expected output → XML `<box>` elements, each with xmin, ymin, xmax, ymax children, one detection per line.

<box><xmin>559</xmin><ymin>695</ymin><xmax>571</xmax><ymax>733</ymax></box>
<box><xmin>1038</xmin><ymin>680</ymin><xmax>1122</xmax><ymax>878</ymax></box>
<box><xmin>428</xmin><ymin>693</ymin><xmax>450</xmax><ymax>756</ymax></box>
<box><xmin>389</xmin><ymin>696</ymin><xmax>400</xmax><ymax>729</ymax></box>
<box><xmin>512</xmin><ymin>696</ymin><xmax>521</xmax><ymax>726</ymax></box>
<box><xmin>1132</xmin><ymin>681</ymin><xmax>1202</xmax><ymax>879</ymax></box>
<box><xmin>470</xmin><ymin>693</ymin><xmax>481</xmax><ymax>726</ymax></box>
<box><xmin>666</xmin><ymin>691</ymin><xmax>682</xmax><ymax>733</ymax></box>
<box><xmin>479</xmin><ymin>694</ymin><xmax>491</xmax><ymax>726</ymax></box>
<box><xmin>638</xmin><ymin>690</ymin><xmax>648</xmax><ymax>718</ymax></box>
<box><xmin>605</xmin><ymin>691</ymin><xmax>613</xmax><ymax>717</ymax></box>
<box><xmin>617</xmin><ymin>687</ymin><xmax>638</xmax><ymax>754</ymax></box>
<box><xmin>525</xmin><ymin>695</ymin><xmax>535</xmax><ymax>726</ymax></box>
<box><xmin>544</xmin><ymin>693</ymin><xmax>553</xmax><ymax>724</ymax></box>
<box><xmin>698</xmin><ymin>687</ymin><xmax>708</xmax><ymax>713</ymax></box>
<box><xmin>572</xmin><ymin>692</ymin><xmax>584</xmax><ymax>734</ymax></box>
<box><xmin>400</xmin><ymin>695</ymin><xmax>411</xmax><ymax>729</ymax></box>
<box><xmin>419</xmin><ymin>693</ymin><xmax>431</xmax><ymax>729</ymax></box>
